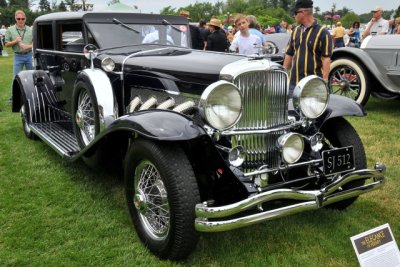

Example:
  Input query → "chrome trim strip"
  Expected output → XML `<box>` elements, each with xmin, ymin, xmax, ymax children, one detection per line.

<box><xmin>36</xmin><ymin>49</ymin><xmax>83</xmax><ymax>56</ymax></box>
<box><xmin>195</xmin><ymin>166</ymin><xmax>385</xmax><ymax>232</ymax></box>
<box><xmin>221</xmin><ymin>121</ymin><xmax>303</xmax><ymax>136</ymax></box>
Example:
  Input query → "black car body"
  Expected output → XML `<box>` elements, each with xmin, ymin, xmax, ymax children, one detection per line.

<box><xmin>12</xmin><ymin>12</ymin><xmax>385</xmax><ymax>260</ymax></box>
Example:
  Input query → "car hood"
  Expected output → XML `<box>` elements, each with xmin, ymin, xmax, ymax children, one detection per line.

<box><xmin>99</xmin><ymin>47</ymin><xmax>247</xmax><ymax>86</ymax></box>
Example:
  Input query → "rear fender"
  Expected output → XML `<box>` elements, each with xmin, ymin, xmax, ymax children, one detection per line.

<box><xmin>12</xmin><ymin>70</ymin><xmax>55</xmax><ymax>122</ymax></box>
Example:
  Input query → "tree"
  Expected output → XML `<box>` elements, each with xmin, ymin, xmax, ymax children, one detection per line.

<box><xmin>38</xmin><ymin>0</ymin><xmax>51</xmax><ymax>12</ymax></box>
<box><xmin>160</xmin><ymin>5</ymin><xmax>177</xmax><ymax>15</ymax></box>
<box><xmin>0</xmin><ymin>0</ymin><xmax>7</xmax><ymax>8</ymax></box>
<box><xmin>58</xmin><ymin>0</ymin><xmax>67</xmax><ymax>11</ymax></box>
<box><xmin>340</xmin><ymin>12</ymin><xmax>360</xmax><ymax>29</ymax></box>
<box><xmin>9</xmin><ymin>0</ymin><xmax>29</xmax><ymax>9</ymax></box>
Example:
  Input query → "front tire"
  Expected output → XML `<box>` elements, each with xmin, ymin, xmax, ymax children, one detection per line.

<box><xmin>124</xmin><ymin>139</ymin><xmax>200</xmax><ymax>260</ymax></box>
<box><xmin>72</xmin><ymin>81</ymin><xmax>100</xmax><ymax>148</ymax></box>
<box><xmin>321</xmin><ymin>117</ymin><xmax>367</xmax><ymax>210</ymax></box>
<box><xmin>329</xmin><ymin>58</ymin><xmax>371</xmax><ymax>106</ymax></box>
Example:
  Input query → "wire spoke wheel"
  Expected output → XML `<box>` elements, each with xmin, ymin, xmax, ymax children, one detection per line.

<box><xmin>124</xmin><ymin>139</ymin><xmax>200</xmax><ymax>260</ymax></box>
<box><xmin>329</xmin><ymin>58</ymin><xmax>370</xmax><ymax>105</ymax></box>
<box><xmin>76</xmin><ymin>89</ymin><xmax>96</xmax><ymax>145</ymax></box>
<box><xmin>134</xmin><ymin>160</ymin><xmax>170</xmax><ymax>240</ymax></box>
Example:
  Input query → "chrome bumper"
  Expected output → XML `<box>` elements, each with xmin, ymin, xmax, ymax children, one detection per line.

<box><xmin>195</xmin><ymin>164</ymin><xmax>386</xmax><ymax>232</ymax></box>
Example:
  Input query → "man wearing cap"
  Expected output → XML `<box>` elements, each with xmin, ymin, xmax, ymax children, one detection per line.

<box><xmin>362</xmin><ymin>6</ymin><xmax>389</xmax><ymax>39</ymax></box>
<box><xmin>283</xmin><ymin>0</ymin><xmax>333</xmax><ymax>95</ymax></box>
<box><xmin>205</xmin><ymin>18</ymin><xmax>228</xmax><ymax>52</ymax></box>
<box><xmin>179</xmin><ymin>10</ymin><xmax>203</xmax><ymax>50</ymax></box>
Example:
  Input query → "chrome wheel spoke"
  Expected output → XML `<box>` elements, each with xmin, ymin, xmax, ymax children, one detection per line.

<box><xmin>135</xmin><ymin>161</ymin><xmax>170</xmax><ymax>240</ymax></box>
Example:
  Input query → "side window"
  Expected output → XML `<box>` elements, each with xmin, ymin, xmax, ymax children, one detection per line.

<box><xmin>58</xmin><ymin>23</ymin><xmax>84</xmax><ymax>52</ymax></box>
<box><xmin>37</xmin><ymin>24</ymin><xmax>54</xmax><ymax>49</ymax></box>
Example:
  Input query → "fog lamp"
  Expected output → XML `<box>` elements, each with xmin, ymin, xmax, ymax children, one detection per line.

<box><xmin>229</xmin><ymin>146</ymin><xmax>245</xmax><ymax>167</ymax></box>
<box><xmin>278</xmin><ymin>133</ymin><xmax>304</xmax><ymax>164</ymax></box>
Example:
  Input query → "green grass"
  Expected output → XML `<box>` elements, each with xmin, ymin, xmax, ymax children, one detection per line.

<box><xmin>1</xmin><ymin>48</ymin><xmax>399</xmax><ymax>266</ymax></box>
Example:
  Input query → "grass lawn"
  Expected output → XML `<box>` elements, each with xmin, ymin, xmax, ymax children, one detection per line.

<box><xmin>0</xmin><ymin>48</ymin><xmax>399</xmax><ymax>266</ymax></box>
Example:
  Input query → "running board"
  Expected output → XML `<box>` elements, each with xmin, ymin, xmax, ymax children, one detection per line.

<box><xmin>30</xmin><ymin>122</ymin><xmax>80</xmax><ymax>158</ymax></box>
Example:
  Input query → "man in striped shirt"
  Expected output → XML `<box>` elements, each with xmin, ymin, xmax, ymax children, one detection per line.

<box><xmin>283</xmin><ymin>0</ymin><xmax>333</xmax><ymax>94</ymax></box>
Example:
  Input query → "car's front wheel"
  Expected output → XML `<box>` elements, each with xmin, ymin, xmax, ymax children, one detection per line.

<box><xmin>329</xmin><ymin>58</ymin><xmax>371</xmax><ymax>106</ymax></box>
<box><xmin>124</xmin><ymin>139</ymin><xmax>200</xmax><ymax>260</ymax></box>
<box><xmin>321</xmin><ymin>117</ymin><xmax>367</xmax><ymax>210</ymax></box>
<box><xmin>72</xmin><ymin>81</ymin><xmax>100</xmax><ymax>148</ymax></box>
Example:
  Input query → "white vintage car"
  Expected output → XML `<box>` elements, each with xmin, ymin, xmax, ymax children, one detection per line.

<box><xmin>329</xmin><ymin>34</ymin><xmax>400</xmax><ymax>105</ymax></box>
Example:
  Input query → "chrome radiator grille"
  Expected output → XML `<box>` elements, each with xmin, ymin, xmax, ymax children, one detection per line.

<box><xmin>232</xmin><ymin>70</ymin><xmax>288</xmax><ymax>172</ymax></box>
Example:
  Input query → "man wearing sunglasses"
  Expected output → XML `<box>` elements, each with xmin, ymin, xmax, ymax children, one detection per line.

<box><xmin>5</xmin><ymin>10</ymin><xmax>33</xmax><ymax>102</ymax></box>
<box><xmin>283</xmin><ymin>0</ymin><xmax>333</xmax><ymax>96</ymax></box>
<box><xmin>362</xmin><ymin>6</ymin><xmax>389</xmax><ymax>39</ymax></box>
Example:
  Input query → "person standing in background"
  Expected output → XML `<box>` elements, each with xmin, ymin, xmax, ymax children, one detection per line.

<box><xmin>348</xmin><ymin>21</ymin><xmax>361</xmax><ymax>47</ymax></box>
<box><xmin>205</xmin><ymin>18</ymin><xmax>228</xmax><ymax>52</ymax></box>
<box><xmin>362</xmin><ymin>6</ymin><xmax>389</xmax><ymax>38</ymax></box>
<box><xmin>332</xmin><ymin>21</ymin><xmax>345</xmax><ymax>48</ymax></box>
<box><xmin>283</xmin><ymin>0</ymin><xmax>333</xmax><ymax>95</ymax></box>
<box><xmin>230</xmin><ymin>14</ymin><xmax>262</xmax><ymax>55</ymax></box>
<box><xmin>5</xmin><ymin>10</ymin><xmax>33</xmax><ymax>102</ymax></box>
<box><xmin>179</xmin><ymin>10</ymin><xmax>203</xmax><ymax>50</ymax></box>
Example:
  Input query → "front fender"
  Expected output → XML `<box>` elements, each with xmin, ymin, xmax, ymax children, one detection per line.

<box><xmin>76</xmin><ymin>69</ymin><xmax>117</xmax><ymax>133</ymax></box>
<box><xmin>109</xmin><ymin>109</ymin><xmax>207</xmax><ymax>140</ymax></box>
<box><xmin>315</xmin><ymin>94</ymin><xmax>365</xmax><ymax>127</ymax></box>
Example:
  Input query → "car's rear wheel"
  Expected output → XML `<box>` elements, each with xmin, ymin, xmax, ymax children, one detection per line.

<box><xmin>321</xmin><ymin>117</ymin><xmax>367</xmax><ymax>210</ymax></box>
<box><xmin>20</xmin><ymin>95</ymin><xmax>37</xmax><ymax>140</ymax></box>
<box><xmin>72</xmin><ymin>81</ymin><xmax>100</xmax><ymax>148</ymax></box>
<box><xmin>329</xmin><ymin>58</ymin><xmax>371</xmax><ymax>106</ymax></box>
<box><xmin>124</xmin><ymin>139</ymin><xmax>200</xmax><ymax>260</ymax></box>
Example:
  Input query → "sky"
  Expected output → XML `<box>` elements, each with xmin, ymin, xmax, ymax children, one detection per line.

<box><xmin>90</xmin><ymin>0</ymin><xmax>399</xmax><ymax>15</ymax></box>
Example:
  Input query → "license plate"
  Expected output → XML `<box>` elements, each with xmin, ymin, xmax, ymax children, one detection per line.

<box><xmin>322</xmin><ymin>146</ymin><xmax>355</xmax><ymax>175</ymax></box>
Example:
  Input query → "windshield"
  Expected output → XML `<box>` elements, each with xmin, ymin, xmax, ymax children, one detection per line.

<box><xmin>87</xmin><ymin>22</ymin><xmax>190</xmax><ymax>49</ymax></box>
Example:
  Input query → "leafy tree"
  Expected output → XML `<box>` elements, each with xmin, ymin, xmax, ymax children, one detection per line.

<box><xmin>58</xmin><ymin>0</ymin><xmax>67</xmax><ymax>11</ymax></box>
<box><xmin>340</xmin><ymin>12</ymin><xmax>360</xmax><ymax>28</ymax></box>
<box><xmin>0</xmin><ymin>0</ymin><xmax>7</xmax><ymax>7</ymax></box>
<box><xmin>160</xmin><ymin>5</ymin><xmax>177</xmax><ymax>15</ymax></box>
<box><xmin>38</xmin><ymin>0</ymin><xmax>51</xmax><ymax>12</ymax></box>
<box><xmin>9</xmin><ymin>0</ymin><xmax>29</xmax><ymax>9</ymax></box>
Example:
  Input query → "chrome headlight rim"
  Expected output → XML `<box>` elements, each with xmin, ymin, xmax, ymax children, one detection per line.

<box><xmin>199</xmin><ymin>80</ymin><xmax>243</xmax><ymax>131</ymax></box>
<box><xmin>277</xmin><ymin>132</ymin><xmax>304</xmax><ymax>164</ymax></box>
<box><xmin>292</xmin><ymin>75</ymin><xmax>329</xmax><ymax>119</ymax></box>
<box><xmin>101</xmin><ymin>57</ymin><xmax>115</xmax><ymax>72</ymax></box>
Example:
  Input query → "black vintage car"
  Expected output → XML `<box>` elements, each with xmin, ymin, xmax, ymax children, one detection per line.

<box><xmin>11</xmin><ymin>12</ymin><xmax>385</xmax><ymax>260</ymax></box>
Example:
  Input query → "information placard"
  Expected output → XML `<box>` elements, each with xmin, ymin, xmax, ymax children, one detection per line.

<box><xmin>351</xmin><ymin>224</ymin><xmax>400</xmax><ymax>267</ymax></box>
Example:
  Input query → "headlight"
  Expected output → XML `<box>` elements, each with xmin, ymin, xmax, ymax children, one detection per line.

<box><xmin>101</xmin><ymin>57</ymin><xmax>115</xmax><ymax>72</ymax></box>
<box><xmin>277</xmin><ymin>133</ymin><xmax>304</xmax><ymax>164</ymax></box>
<box><xmin>199</xmin><ymin>81</ymin><xmax>242</xmax><ymax>130</ymax></box>
<box><xmin>292</xmin><ymin>75</ymin><xmax>329</xmax><ymax>119</ymax></box>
